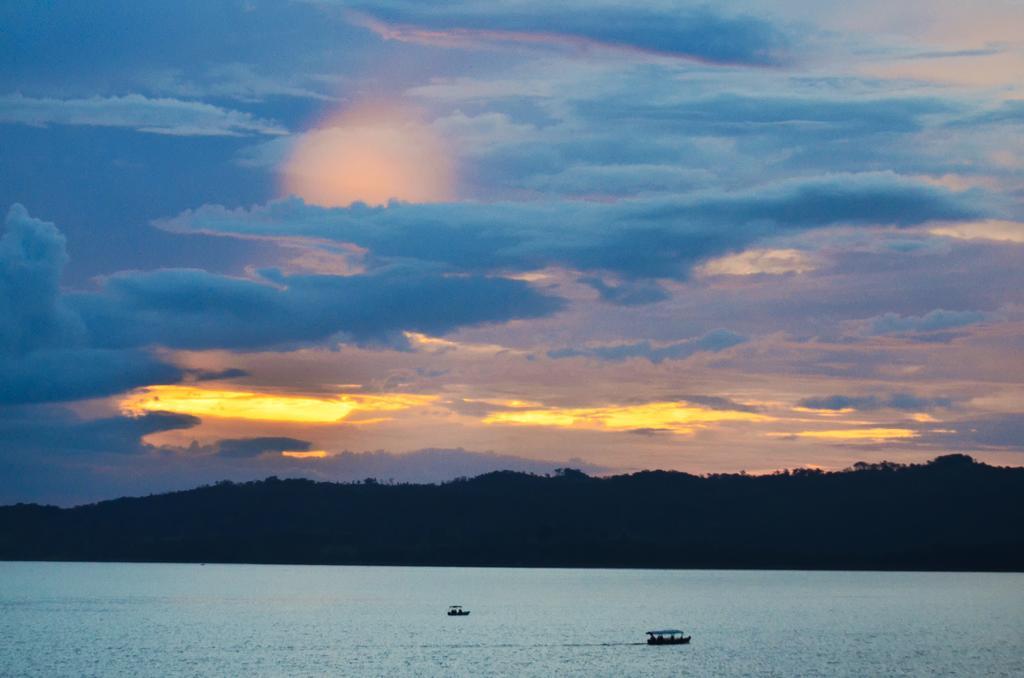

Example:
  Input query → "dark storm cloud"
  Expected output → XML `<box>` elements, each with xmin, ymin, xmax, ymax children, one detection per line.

<box><xmin>548</xmin><ymin>328</ymin><xmax>747</xmax><ymax>363</ymax></box>
<box><xmin>0</xmin><ymin>205</ymin><xmax>183</xmax><ymax>404</ymax></box>
<box><xmin>0</xmin><ymin>405</ymin><xmax>203</xmax><ymax>505</ymax></box>
<box><xmin>342</xmin><ymin>0</ymin><xmax>789</xmax><ymax>65</ymax></box>
<box><xmin>165</xmin><ymin>173</ymin><xmax>984</xmax><ymax>281</ymax></box>
<box><xmin>1</xmin><ymin>204</ymin><xmax>562</xmax><ymax>403</ymax></box>
<box><xmin>0</xmin><ymin>350</ymin><xmax>183</xmax><ymax>405</ymax></box>
<box><xmin>215</xmin><ymin>437</ymin><xmax>313</xmax><ymax>458</ymax></box>
<box><xmin>0</xmin><ymin>204</ymin><xmax>80</xmax><ymax>353</ymax></box>
<box><xmin>70</xmin><ymin>264</ymin><xmax>562</xmax><ymax>351</ymax></box>
<box><xmin>798</xmin><ymin>393</ymin><xmax>954</xmax><ymax>412</ymax></box>
<box><xmin>0</xmin><ymin>406</ymin><xmax>199</xmax><ymax>458</ymax></box>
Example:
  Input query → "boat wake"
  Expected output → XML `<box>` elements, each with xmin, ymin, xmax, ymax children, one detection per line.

<box><xmin>407</xmin><ymin>647</ymin><xmax>647</xmax><ymax>651</ymax></box>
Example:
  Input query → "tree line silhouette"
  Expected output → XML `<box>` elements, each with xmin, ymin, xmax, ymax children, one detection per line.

<box><xmin>1</xmin><ymin>454</ymin><xmax>1021</xmax><ymax>571</ymax></box>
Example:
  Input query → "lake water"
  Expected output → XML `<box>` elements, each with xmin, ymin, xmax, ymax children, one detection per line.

<box><xmin>1</xmin><ymin>563</ymin><xmax>1022</xmax><ymax>677</ymax></box>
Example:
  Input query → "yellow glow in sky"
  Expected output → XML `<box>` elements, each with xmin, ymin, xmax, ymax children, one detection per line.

<box><xmin>282</xmin><ymin>101</ymin><xmax>456</xmax><ymax>207</ymax></box>
<box><xmin>120</xmin><ymin>385</ymin><xmax>435</xmax><ymax>423</ymax></box>
<box><xmin>483</xmin><ymin>401</ymin><xmax>773</xmax><ymax>434</ymax></box>
<box><xmin>282</xmin><ymin>450</ymin><xmax>331</xmax><ymax>459</ymax></box>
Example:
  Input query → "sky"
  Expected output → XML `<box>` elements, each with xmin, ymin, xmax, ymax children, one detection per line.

<box><xmin>2</xmin><ymin>0</ymin><xmax>1023</xmax><ymax>505</ymax></box>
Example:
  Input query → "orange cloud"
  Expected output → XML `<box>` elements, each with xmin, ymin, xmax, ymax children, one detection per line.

<box><xmin>483</xmin><ymin>400</ymin><xmax>773</xmax><ymax>435</ymax></box>
<box><xmin>282</xmin><ymin>101</ymin><xmax>456</xmax><ymax>207</ymax></box>
<box><xmin>120</xmin><ymin>385</ymin><xmax>435</xmax><ymax>424</ymax></box>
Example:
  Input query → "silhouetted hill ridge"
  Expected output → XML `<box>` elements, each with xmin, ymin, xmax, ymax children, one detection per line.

<box><xmin>1</xmin><ymin>454</ymin><xmax>1021</xmax><ymax>571</ymax></box>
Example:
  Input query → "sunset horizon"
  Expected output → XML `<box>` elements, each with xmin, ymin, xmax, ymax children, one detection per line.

<box><xmin>4</xmin><ymin>2</ymin><xmax>1024</xmax><ymax>507</ymax></box>
<box><xmin>3</xmin><ymin>3</ymin><xmax>1024</xmax><ymax>675</ymax></box>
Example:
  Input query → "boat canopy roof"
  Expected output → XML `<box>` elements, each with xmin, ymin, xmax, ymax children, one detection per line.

<box><xmin>647</xmin><ymin>629</ymin><xmax>684</xmax><ymax>635</ymax></box>
<box><xmin>448</xmin><ymin>605</ymin><xmax>463</xmax><ymax>608</ymax></box>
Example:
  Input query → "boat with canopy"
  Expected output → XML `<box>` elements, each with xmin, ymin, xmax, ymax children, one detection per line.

<box><xmin>646</xmin><ymin>630</ymin><xmax>691</xmax><ymax>645</ymax></box>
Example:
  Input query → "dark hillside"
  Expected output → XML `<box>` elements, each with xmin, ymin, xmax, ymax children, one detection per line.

<box><xmin>1</xmin><ymin>455</ymin><xmax>1022</xmax><ymax>571</ymax></box>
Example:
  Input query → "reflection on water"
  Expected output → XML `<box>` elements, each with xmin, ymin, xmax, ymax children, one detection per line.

<box><xmin>1</xmin><ymin>563</ymin><xmax>1022</xmax><ymax>677</ymax></box>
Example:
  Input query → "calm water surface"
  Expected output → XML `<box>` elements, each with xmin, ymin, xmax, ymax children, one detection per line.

<box><xmin>1</xmin><ymin>563</ymin><xmax>1022</xmax><ymax>676</ymax></box>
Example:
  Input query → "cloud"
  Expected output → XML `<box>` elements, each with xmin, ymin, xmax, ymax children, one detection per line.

<box><xmin>672</xmin><ymin>395</ymin><xmax>761</xmax><ymax>413</ymax></box>
<box><xmin>577</xmin><ymin>276</ymin><xmax>670</xmax><ymax>306</ymax></box>
<box><xmin>409</xmin><ymin>79</ymin><xmax>1016</xmax><ymax>206</ymax></box>
<box><xmin>952</xmin><ymin>100</ymin><xmax>1024</xmax><ymax>128</ymax></box>
<box><xmin>163</xmin><ymin>173</ymin><xmax>984</xmax><ymax>281</ymax></box>
<box><xmin>71</xmin><ymin>264</ymin><xmax>562</xmax><ymax>351</ymax></box>
<box><xmin>189</xmin><ymin>367</ymin><xmax>250</xmax><ymax>382</ymax></box>
<box><xmin>575</xmin><ymin>94</ymin><xmax>953</xmax><ymax>136</ymax></box>
<box><xmin>910</xmin><ymin>415</ymin><xmax>1024</xmax><ymax>452</ymax></box>
<box><xmin>900</xmin><ymin>46</ymin><xmax>1006</xmax><ymax>61</ymax></box>
<box><xmin>866</xmin><ymin>309</ymin><xmax>988</xmax><ymax>335</ymax></box>
<box><xmin>0</xmin><ymin>204</ymin><xmax>80</xmax><ymax>354</ymax></box>
<box><xmin>930</xmin><ymin>220</ymin><xmax>1024</xmax><ymax>244</ymax></box>
<box><xmin>121</xmin><ymin>385</ymin><xmax>435</xmax><ymax>425</ymax></box>
<box><xmin>548</xmin><ymin>328</ymin><xmax>747</xmax><ymax>363</ymax></box>
<box><xmin>0</xmin><ymin>349</ymin><xmax>182</xmax><ymax>405</ymax></box>
<box><xmin>147</xmin><ymin>63</ymin><xmax>336</xmax><ymax>103</ymax></box>
<box><xmin>697</xmin><ymin>248</ymin><xmax>819</xmax><ymax>276</ymax></box>
<box><xmin>627</xmin><ymin>427</ymin><xmax>673</xmax><ymax>436</ymax></box>
<box><xmin>2</xmin><ymin>205</ymin><xmax>561</xmax><ymax>403</ymax></box>
<box><xmin>773</xmin><ymin>427</ymin><xmax>918</xmax><ymax>443</ymax></box>
<box><xmin>798</xmin><ymin>393</ymin><xmax>954</xmax><ymax>412</ymax></box>
<box><xmin>0</xmin><ymin>205</ymin><xmax>183</xmax><ymax>404</ymax></box>
<box><xmin>0</xmin><ymin>407</ymin><xmax>199</xmax><ymax>458</ymax></box>
<box><xmin>215</xmin><ymin>437</ymin><xmax>313</xmax><ymax>458</ymax></box>
<box><xmin>482</xmin><ymin>397</ymin><xmax>773</xmax><ymax>434</ymax></box>
<box><xmin>0</xmin><ymin>93</ymin><xmax>287</xmax><ymax>136</ymax></box>
<box><xmin>341</xmin><ymin>1</ymin><xmax>789</xmax><ymax>65</ymax></box>
<box><xmin>522</xmin><ymin>164</ymin><xmax>714</xmax><ymax>197</ymax></box>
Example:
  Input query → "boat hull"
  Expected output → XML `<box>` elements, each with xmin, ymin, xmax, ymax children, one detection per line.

<box><xmin>647</xmin><ymin>636</ymin><xmax>690</xmax><ymax>645</ymax></box>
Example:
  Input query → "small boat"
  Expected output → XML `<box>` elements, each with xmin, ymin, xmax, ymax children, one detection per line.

<box><xmin>646</xmin><ymin>630</ymin><xmax>690</xmax><ymax>645</ymax></box>
<box><xmin>447</xmin><ymin>605</ymin><xmax>471</xmax><ymax>616</ymax></box>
